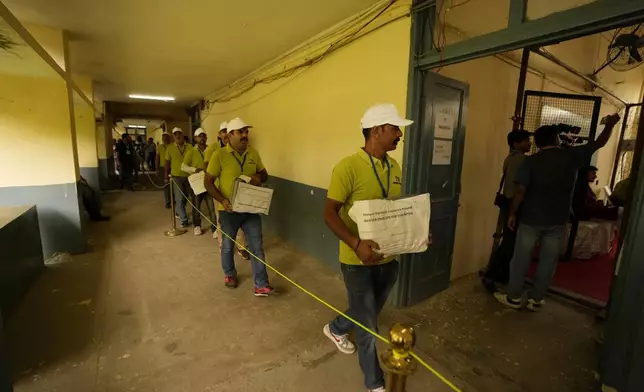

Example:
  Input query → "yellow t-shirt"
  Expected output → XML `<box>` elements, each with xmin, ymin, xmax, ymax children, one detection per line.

<box><xmin>165</xmin><ymin>143</ymin><xmax>192</xmax><ymax>177</ymax></box>
<box><xmin>203</xmin><ymin>143</ymin><xmax>220</xmax><ymax>165</ymax></box>
<box><xmin>326</xmin><ymin>149</ymin><xmax>403</xmax><ymax>265</ymax></box>
<box><xmin>206</xmin><ymin>145</ymin><xmax>265</xmax><ymax>210</ymax></box>
<box><xmin>183</xmin><ymin>145</ymin><xmax>208</xmax><ymax>171</ymax></box>
<box><xmin>156</xmin><ymin>143</ymin><xmax>169</xmax><ymax>168</ymax></box>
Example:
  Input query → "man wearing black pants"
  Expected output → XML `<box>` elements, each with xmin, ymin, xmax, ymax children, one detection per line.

<box><xmin>182</xmin><ymin>128</ymin><xmax>216</xmax><ymax>236</ymax></box>
<box><xmin>483</xmin><ymin>130</ymin><xmax>531</xmax><ymax>291</ymax></box>
<box><xmin>115</xmin><ymin>133</ymin><xmax>135</xmax><ymax>191</ymax></box>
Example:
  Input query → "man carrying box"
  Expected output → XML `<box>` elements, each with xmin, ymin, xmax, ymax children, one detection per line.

<box><xmin>322</xmin><ymin>103</ymin><xmax>413</xmax><ymax>392</ymax></box>
<box><xmin>204</xmin><ymin>117</ymin><xmax>275</xmax><ymax>297</ymax></box>
<box><xmin>182</xmin><ymin>128</ymin><xmax>216</xmax><ymax>236</ymax></box>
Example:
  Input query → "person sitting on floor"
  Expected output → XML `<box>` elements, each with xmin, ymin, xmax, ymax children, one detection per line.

<box><xmin>572</xmin><ymin>166</ymin><xmax>618</xmax><ymax>221</ymax></box>
<box><xmin>78</xmin><ymin>176</ymin><xmax>110</xmax><ymax>221</ymax></box>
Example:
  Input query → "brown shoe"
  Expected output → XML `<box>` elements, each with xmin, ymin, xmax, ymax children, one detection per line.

<box><xmin>237</xmin><ymin>248</ymin><xmax>250</xmax><ymax>260</ymax></box>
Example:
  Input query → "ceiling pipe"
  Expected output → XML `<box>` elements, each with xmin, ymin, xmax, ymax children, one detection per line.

<box><xmin>533</xmin><ymin>48</ymin><xmax>628</xmax><ymax>107</ymax></box>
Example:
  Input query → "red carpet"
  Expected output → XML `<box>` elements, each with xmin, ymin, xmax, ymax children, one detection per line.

<box><xmin>528</xmin><ymin>246</ymin><xmax>616</xmax><ymax>304</ymax></box>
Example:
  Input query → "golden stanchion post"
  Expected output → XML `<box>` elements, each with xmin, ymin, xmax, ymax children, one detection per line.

<box><xmin>164</xmin><ymin>176</ymin><xmax>187</xmax><ymax>237</ymax></box>
<box><xmin>380</xmin><ymin>323</ymin><xmax>417</xmax><ymax>392</ymax></box>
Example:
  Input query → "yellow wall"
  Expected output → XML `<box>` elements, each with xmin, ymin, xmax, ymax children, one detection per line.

<box><xmin>24</xmin><ymin>23</ymin><xmax>66</xmax><ymax>72</ymax></box>
<box><xmin>73</xmin><ymin>75</ymin><xmax>98</xmax><ymax>168</ymax></box>
<box><xmin>201</xmin><ymin>12</ymin><xmax>411</xmax><ymax>189</ymax></box>
<box><xmin>0</xmin><ymin>73</ymin><xmax>76</xmax><ymax>186</ymax></box>
<box><xmin>96</xmin><ymin>123</ymin><xmax>107</xmax><ymax>160</ymax></box>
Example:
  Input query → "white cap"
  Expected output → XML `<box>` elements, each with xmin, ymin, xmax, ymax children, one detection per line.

<box><xmin>219</xmin><ymin>121</ymin><xmax>228</xmax><ymax>131</ymax></box>
<box><xmin>227</xmin><ymin>117</ymin><xmax>252</xmax><ymax>132</ymax></box>
<box><xmin>162</xmin><ymin>131</ymin><xmax>171</xmax><ymax>136</ymax></box>
<box><xmin>172</xmin><ymin>127</ymin><xmax>183</xmax><ymax>134</ymax></box>
<box><xmin>194</xmin><ymin>128</ymin><xmax>206</xmax><ymax>137</ymax></box>
<box><xmin>360</xmin><ymin>103</ymin><xmax>413</xmax><ymax>129</ymax></box>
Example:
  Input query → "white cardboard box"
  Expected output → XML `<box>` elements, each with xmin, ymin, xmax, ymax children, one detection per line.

<box><xmin>348</xmin><ymin>193</ymin><xmax>431</xmax><ymax>257</ymax></box>
<box><xmin>231</xmin><ymin>179</ymin><xmax>274</xmax><ymax>215</ymax></box>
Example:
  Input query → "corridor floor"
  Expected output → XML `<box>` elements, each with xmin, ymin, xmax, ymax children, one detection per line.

<box><xmin>7</xmin><ymin>190</ymin><xmax>601</xmax><ymax>392</ymax></box>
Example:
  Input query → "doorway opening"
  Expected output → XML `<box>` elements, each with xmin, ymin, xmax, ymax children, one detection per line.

<box><xmin>401</xmin><ymin>12</ymin><xmax>644</xmax><ymax>310</ymax></box>
<box><xmin>113</xmin><ymin>118</ymin><xmax>167</xmax><ymax>191</ymax></box>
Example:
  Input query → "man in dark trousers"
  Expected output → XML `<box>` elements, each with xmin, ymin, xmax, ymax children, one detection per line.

<box><xmin>483</xmin><ymin>130</ymin><xmax>531</xmax><ymax>292</ymax></box>
<box><xmin>322</xmin><ymin>103</ymin><xmax>416</xmax><ymax>392</ymax></box>
<box><xmin>115</xmin><ymin>133</ymin><xmax>135</xmax><ymax>191</ymax></box>
<box><xmin>495</xmin><ymin>113</ymin><xmax>620</xmax><ymax>312</ymax></box>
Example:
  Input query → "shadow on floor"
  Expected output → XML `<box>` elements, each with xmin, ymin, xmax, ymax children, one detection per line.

<box><xmin>6</xmin><ymin>218</ymin><xmax>112</xmax><ymax>383</ymax></box>
<box><xmin>388</xmin><ymin>275</ymin><xmax>602</xmax><ymax>392</ymax></box>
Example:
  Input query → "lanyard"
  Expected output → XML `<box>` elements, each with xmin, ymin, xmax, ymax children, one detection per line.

<box><xmin>367</xmin><ymin>153</ymin><xmax>391</xmax><ymax>198</ymax></box>
<box><xmin>177</xmin><ymin>144</ymin><xmax>186</xmax><ymax>157</ymax></box>
<box><xmin>233</xmin><ymin>152</ymin><xmax>247</xmax><ymax>172</ymax></box>
<box><xmin>197</xmin><ymin>147</ymin><xmax>205</xmax><ymax>160</ymax></box>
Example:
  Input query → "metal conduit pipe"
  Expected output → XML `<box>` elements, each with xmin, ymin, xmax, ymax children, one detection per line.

<box><xmin>533</xmin><ymin>48</ymin><xmax>628</xmax><ymax>107</ymax></box>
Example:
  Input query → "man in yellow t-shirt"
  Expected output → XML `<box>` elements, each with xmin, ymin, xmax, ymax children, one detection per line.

<box><xmin>203</xmin><ymin>122</ymin><xmax>225</xmax><ymax>164</ymax></box>
<box><xmin>164</xmin><ymin>127</ymin><xmax>192</xmax><ymax>228</ymax></box>
<box><xmin>203</xmin><ymin>121</ymin><xmax>248</xmax><ymax>252</ymax></box>
<box><xmin>156</xmin><ymin>132</ymin><xmax>172</xmax><ymax>208</ymax></box>
<box><xmin>205</xmin><ymin>117</ymin><xmax>274</xmax><ymax>296</ymax></box>
<box><xmin>217</xmin><ymin>121</ymin><xmax>229</xmax><ymax>148</ymax></box>
<box><xmin>182</xmin><ymin>128</ymin><xmax>216</xmax><ymax>236</ymax></box>
<box><xmin>321</xmin><ymin>104</ymin><xmax>413</xmax><ymax>392</ymax></box>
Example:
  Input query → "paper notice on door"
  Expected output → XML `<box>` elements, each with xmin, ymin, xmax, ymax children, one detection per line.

<box><xmin>432</xmin><ymin>140</ymin><xmax>452</xmax><ymax>165</ymax></box>
<box><xmin>434</xmin><ymin>104</ymin><xmax>455</xmax><ymax>139</ymax></box>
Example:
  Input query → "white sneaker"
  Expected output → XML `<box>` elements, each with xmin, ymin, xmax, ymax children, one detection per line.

<box><xmin>493</xmin><ymin>291</ymin><xmax>523</xmax><ymax>309</ymax></box>
<box><xmin>368</xmin><ymin>388</ymin><xmax>385</xmax><ymax>392</ymax></box>
<box><xmin>527</xmin><ymin>298</ymin><xmax>545</xmax><ymax>312</ymax></box>
<box><xmin>193</xmin><ymin>226</ymin><xmax>203</xmax><ymax>236</ymax></box>
<box><xmin>323</xmin><ymin>324</ymin><xmax>355</xmax><ymax>354</ymax></box>
<box><xmin>212</xmin><ymin>230</ymin><xmax>218</xmax><ymax>239</ymax></box>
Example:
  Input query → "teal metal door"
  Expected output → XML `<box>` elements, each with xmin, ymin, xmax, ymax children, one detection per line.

<box><xmin>396</xmin><ymin>71</ymin><xmax>469</xmax><ymax>307</ymax></box>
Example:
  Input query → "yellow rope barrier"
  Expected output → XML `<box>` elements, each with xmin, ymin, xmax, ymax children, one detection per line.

<box><xmin>170</xmin><ymin>178</ymin><xmax>463</xmax><ymax>392</ymax></box>
<box><xmin>144</xmin><ymin>170</ymin><xmax>169</xmax><ymax>189</ymax></box>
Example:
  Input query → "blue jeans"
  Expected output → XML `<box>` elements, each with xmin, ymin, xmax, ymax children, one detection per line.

<box><xmin>507</xmin><ymin>224</ymin><xmax>566</xmax><ymax>301</ymax></box>
<box><xmin>173</xmin><ymin>177</ymin><xmax>191</xmax><ymax>225</ymax></box>
<box><xmin>219</xmin><ymin>211</ymin><xmax>269</xmax><ymax>288</ymax></box>
<box><xmin>330</xmin><ymin>262</ymin><xmax>399</xmax><ymax>390</ymax></box>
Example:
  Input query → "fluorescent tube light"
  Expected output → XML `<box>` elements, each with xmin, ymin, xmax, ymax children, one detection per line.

<box><xmin>128</xmin><ymin>94</ymin><xmax>175</xmax><ymax>101</ymax></box>
<box><xmin>127</xmin><ymin>125</ymin><xmax>147</xmax><ymax>129</ymax></box>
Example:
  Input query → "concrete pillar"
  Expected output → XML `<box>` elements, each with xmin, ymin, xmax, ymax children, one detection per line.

<box><xmin>0</xmin><ymin>19</ymin><xmax>85</xmax><ymax>258</ymax></box>
<box><xmin>72</xmin><ymin>75</ymin><xmax>100</xmax><ymax>190</ymax></box>
<box><xmin>99</xmin><ymin>102</ymin><xmax>117</xmax><ymax>190</ymax></box>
